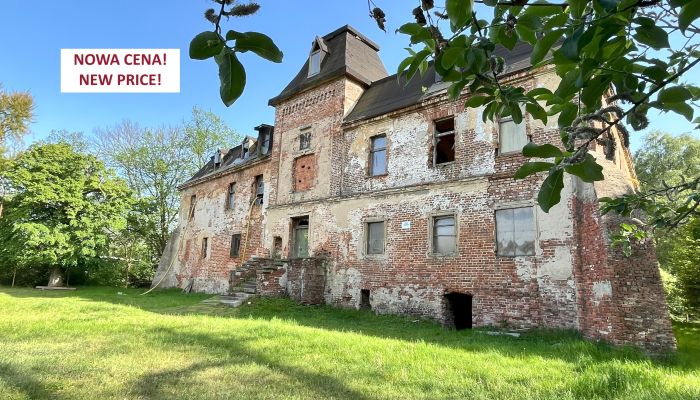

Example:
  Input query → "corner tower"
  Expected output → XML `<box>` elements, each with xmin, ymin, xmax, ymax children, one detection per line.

<box><xmin>267</xmin><ymin>25</ymin><xmax>387</xmax><ymax>206</ymax></box>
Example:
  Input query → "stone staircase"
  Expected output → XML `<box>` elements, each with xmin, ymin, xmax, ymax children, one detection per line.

<box><xmin>202</xmin><ymin>276</ymin><xmax>257</xmax><ymax>308</ymax></box>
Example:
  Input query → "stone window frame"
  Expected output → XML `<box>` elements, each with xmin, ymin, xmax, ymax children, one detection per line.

<box><xmin>493</xmin><ymin>201</ymin><xmax>540</xmax><ymax>258</ymax></box>
<box><xmin>432</xmin><ymin>116</ymin><xmax>457</xmax><ymax>167</ymax></box>
<box><xmin>368</xmin><ymin>133</ymin><xmax>388</xmax><ymax>177</ymax></box>
<box><xmin>362</xmin><ymin>217</ymin><xmax>388</xmax><ymax>258</ymax></box>
<box><xmin>427</xmin><ymin>211</ymin><xmax>459</xmax><ymax>257</ymax></box>
<box><xmin>230</xmin><ymin>234</ymin><xmax>242</xmax><ymax>258</ymax></box>
<box><xmin>292</xmin><ymin>154</ymin><xmax>315</xmax><ymax>193</ymax></box>
<box><xmin>299</xmin><ymin>127</ymin><xmax>312</xmax><ymax>151</ymax></box>
<box><xmin>226</xmin><ymin>182</ymin><xmax>236</xmax><ymax>210</ymax></box>
<box><xmin>497</xmin><ymin>111</ymin><xmax>531</xmax><ymax>155</ymax></box>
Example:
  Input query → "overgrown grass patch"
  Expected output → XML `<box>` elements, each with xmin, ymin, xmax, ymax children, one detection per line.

<box><xmin>0</xmin><ymin>286</ymin><xmax>697</xmax><ymax>399</ymax></box>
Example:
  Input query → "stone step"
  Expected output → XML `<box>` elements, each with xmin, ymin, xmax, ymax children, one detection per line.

<box><xmin>243</xmin><ymin>287</ymin><xmax>257</xmax><ymax>294</ymax></box>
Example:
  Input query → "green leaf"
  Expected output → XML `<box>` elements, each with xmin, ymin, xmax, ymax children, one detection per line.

<box><xmin>189</xmin><ymin>31</ymin><xmax>224</xmax><ymax>60</ymax></box>
<box><xmin>526</xmin><ymin>102</ymin><xmax>548</xmax><ymax>124</ymax></box>
<box><xmin>464</xmin><ymin>95</ymin><xmax>491</xmax><ymax>107</ymax></box>
<box><xmin>633</xmin><ymin>26</ymin><xmax>670</xmax><ymax>50</ymax></box>
<box><xmin>564</xmin><ymin>154</ymin><xmax>604</xmax><ymax>183</ymax></box>
<box><xmin>560</xmin><ymin>27</ymin><xmax>584</xmax><ymax>61</ymax></box>
<box><xmin>679</xmin><ymin>0</ymin><xmax>700</xmax><ymax>32</ymax></box>
<box><xmin>558</xmin><ymin>103</ymin><xmax>578</xmax><ymax>127</ymax></box>
<box><xmin>568</xmin><ymin>0</ymin><xmax>587</xmax><ymax>18</ymax></box>
<box><xmin>658</xmin><ymin>86</ymin><xmax>693</xmax><ymax>103</ymax></box>
<box><xmin>397</xmin><ymin>55</ymin><xmax>414</xmax><ymax>78</ymax></box>
<box><xmin>517</xmin><ymin>14</ymin><xmax>543</xmax><ymax>30</ymax></box>
<box><xmin>215</xmin><ymin>48</ymin><xmax>246</xmax><ymax>107</ymax></box>
<box><xmin>665</xmin><ymin>102</ymin><xmax>695</xmax><ymax>121</ymax></box>
<box><xmin>448</xmin><ymin>81</ymin><xmax>468</xmax><ymax>100</ymax></box>
<box><xmin>441</xmin><ymin>47</ymin><xmax>464</xmax><ymax>69</ymax></box>
<box><xmin>229</xmin><ymin>31</ymin><xmax>283</xmax><ymax>63</ymax></box>
<box><xmin>446</xmin><ymin>0</ymin><xmax>474</xmax><ymax>32</ymax></box>
<box><xmin>531</xmin><ymin>30</ymin><xmax>564</xmax><ymax>65</ymax></box>
<box><xmin>538</xmin><ymin>168</ymin><xmax>565</xmax><ymax>213</ymax></box>
<box><xmin>514</xmin><ymin>161</ymin><xmax>555</xmax><ymax>179</ymax></box>
<box><xmin>527</xmin><ymin>87</ymin><xmax>554</xmax><ymax>99</ymax></box>
<box><xmin>522</xmin><ymin>142</ymin><xmax>564</xmax><ymax>158</ymax></box>
<box><xmin>406</xmin><ymin>49</ymin><xmax>431</xmax><ymax>81</ymax></box>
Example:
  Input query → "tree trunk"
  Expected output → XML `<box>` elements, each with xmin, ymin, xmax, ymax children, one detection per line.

<box><xmin>47</xmin><ymin>268</ymin><xmax>64</xmax><ymax>287</ymax></box>
<box><xmin>11</xmin><ymin>267</ymin><xmax>16</xmax><ymax>287</ymax></box>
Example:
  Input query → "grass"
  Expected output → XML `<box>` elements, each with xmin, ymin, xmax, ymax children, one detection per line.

<box><xmin>0</xmin><ymin>287</ymin><xmax>697</xmax><ymax>400</ymax></box>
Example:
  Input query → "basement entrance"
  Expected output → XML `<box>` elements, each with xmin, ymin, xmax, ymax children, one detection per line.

<box><xmin>444</xmin><ymin>293</ymin><xmax>472</xmax><ymax>330</ymax></box>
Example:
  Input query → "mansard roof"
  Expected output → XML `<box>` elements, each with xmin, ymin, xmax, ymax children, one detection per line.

<box><xmin>344</xmin><ymin>42</ymin><xmax>535</xmax><ymax>124</ymax></box>
<box><xmin>268</xmin><ymin>25</ymin><xmax>388</xmax><ymax>106</ymax></box>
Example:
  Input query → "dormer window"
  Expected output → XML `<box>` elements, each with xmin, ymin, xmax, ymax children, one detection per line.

<box><xmin>308</xmin><ymin>50</ymin><xmax>321</xmax><ymax>77</ymax></box>
<box><xmin>307</xmin><ymin>37</ymin><xmax>326</xmax><ymax>77</ymax></box>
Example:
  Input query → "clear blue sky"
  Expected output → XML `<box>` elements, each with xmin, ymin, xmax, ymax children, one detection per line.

<box><xmin>0</xmin><ymin>1</ymin><xmax>697</xmax><ymax>152</ymax></box>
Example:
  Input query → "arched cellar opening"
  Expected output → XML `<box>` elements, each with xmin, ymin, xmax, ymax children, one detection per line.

<box><xmin>444</xmin><ymin>292</ymin><xmax>473</xmax><ymax>330</ymax></box>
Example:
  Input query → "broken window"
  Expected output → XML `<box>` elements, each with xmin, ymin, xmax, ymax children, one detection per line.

<box><xmin>201</xmin><ymin>237</ymin><xmax>208</xmax><ymax>259</ymax></box>
<box><xmin>299</xmin><ymin>129</ymin><xmax>311</xmax><ymax>150</ymax></box>
<box><xmin>434</xmin><ymin>117</ymin><xmax>456</xmax><ymax>165</ymax></box>
<box><xmin>227</xmin><ymin>183</ymin><xmax>236</xmax><ymax>209</ymax></box>
<box><xmin>308</xmin><ymin>50</ymin><xmax>321</xmax><ymax>77</ymax></box>
<box><xmin>230</xmin><ymin>234</ymin><xmax>241</xmax><ymax>257</ymax></box>
<box><xmin>188</xmin><ymin>194</ymin><xmax>196</xmax><ymax>220</ymax></box>
<box><xmin>432</xmin><ymin>215</ymin><xmax>456</xmax><ymax>255</ymax></box>
<box><xmin>496</xmin><ymin>207</ymin><xmax>536</xmax><ymax>256</ymax></box>
<box><xmin>369</xmin><ymin>135</ymin><xmax>387</xmax><ymax>176</ymax></box>
<box><xmin>254</xmin><ymin>175</ymin><xmax>264</xmax><ymax>205</ymax></box>
<box><xmin>499</xmin><ymin>115</ymin><xmax>528</xmax><ymax>154</ymax></box>
<box><xmin>365</xmin><ymin>221</ymin><xmax>385</xmax><ymax>255</ymax></box>
<box><xmin>292</xmin><ymin>217</ymin><xmax>309</xmax><ymax>258</ymax></box>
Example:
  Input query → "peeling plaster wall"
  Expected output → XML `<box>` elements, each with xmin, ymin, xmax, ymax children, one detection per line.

<box><xmin>164</xmin><ymin>159</ymin><xmax>272</xmax><ymax>294</ymax></box>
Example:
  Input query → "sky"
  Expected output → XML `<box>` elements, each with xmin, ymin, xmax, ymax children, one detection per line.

<box><xmin>0</xmin><ymin>1</ymin><xmax>698</xmax><ymax>153</ymax></box>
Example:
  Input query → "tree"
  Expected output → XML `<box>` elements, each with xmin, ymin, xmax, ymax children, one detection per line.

<box><xmin>0</xmin><ymin>143</ymin><xmax>132</xmax><ymax>286</ymax></box>
<box><xmin>184</xmin><ymin>106</ymin><xmax>241</xmax><ymax>170</ymax></box>
<box><xmin>0</xmin><ymin>83</ymin><xmax>34</xmax><ymax>156</ymax></box>
<box><xmin>632</xmin><ymin>131</ymin><xmax>700</xmax><ymax>319</ymax></box>
<box><xmin>95</xmin><ymin>121</ymin><xmax>191</xmax><ymax>255</ymax></box>
<box><xmin>190</xmin><ymin>1</ymin><xmax>700</xmax><ymax>228</ymax></box>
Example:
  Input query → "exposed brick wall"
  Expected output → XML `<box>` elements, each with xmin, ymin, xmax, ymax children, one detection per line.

<box><xmin>287</xmin><ymin>258</ymin><xmax>327</xmax><ymax>304</ymax></box>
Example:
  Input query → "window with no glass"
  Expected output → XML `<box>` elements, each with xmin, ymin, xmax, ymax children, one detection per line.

<box><xmin>227</xmin><ymin>183</ymin><xmax>236</xmax><ymax>209</ymax></box>
<box><xmin>365</xmin><ymin>221</ymin><xmax>385</xmax><ymax>255</ymax></box>
<box><xmin>432</xmin><ymin>215</ymin><xmax>456</xmax><ymax>255</ymax></box>
<box><xmin>201</xmin><ymin>237</ymin><xmax>208</xmax><ymax>259</ymax></box>
<box><xmin>188</xmin><ymin>194</ymin><xmax>196</xmax><ymax>220</ymax></box>
<box><xmin>254</xmin><ymin>175</ymin><xmax>264</xmax><ymax>205</ymax></box>
<box><xmin>434</xmin><ymin>117</ymin><xmax>456</xmax><ymax>165</ymax></box>
<box><xmin>369</xmin><ymin>135</ymin><xmax>387</xmax><ymax>176</ymax></box>
<box><xmin>230</xmin><ymin>234</ymin><xmax>241</xmax><ymax>258</ymax></box>
<box><xmin>495</xmin><ymin>207</ymin><xmax>536</xmax><ymax>256</ymax></box>
<box><xmin>499</xmin><ymin>115</ymin><xmax>528</xmax><ymax>154</ymax></box>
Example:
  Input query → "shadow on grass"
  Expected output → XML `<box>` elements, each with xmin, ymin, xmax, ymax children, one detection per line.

<box><xmin>0</xmin><ymin>361</ymin><xmax>61</xmax><ymax>400</ymax></box>
<box><xmin>133</xmin><ymin>328</ymin><xmax>372</xmax><ymax>400</ymax></box>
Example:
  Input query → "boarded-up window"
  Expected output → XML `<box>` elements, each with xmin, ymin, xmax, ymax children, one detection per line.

<box><xmin>293</xmin><ymin>154</ymin><xmax>315</xmax><ymax>192</ymax></box>
<box><xmin>201</xmin><ymin>237</ymin><xmax>208</xmax><ymax>259</ymax></box>
<box><xmin>230</xmin><ymin>234</ymin><xmax>241</xmax><ymax>257</ymax></box>
<box><xmin>227</xmin><ymin>183</ymin><xmax>236</xmax><ymax>209</ymax></box>
<box><xmin>366</xmin><ymin>221</ymin><xmax>385</xmax><ymax>255</ymax></box>
<box><xmin>499</xmin><ymin>116</ymin><xmax>528</xmax><ymax>153</ymax></box>
<box><xmin>496</xmin><ymin>207</ymin><xmax>536</xmax><ymax>256</ymax></box>
<box><xmin>434</xmin><ymin>117</ymin><xmax>455</xmax><ymax>165</ymax></box>
<box><xmin>299</xmin><ymin>130</ymin><xmax>311</xmax><ymax>150</ymax></box>
<box><xmin>432</xmin><ymin>215</ymin><xmax>456</xmax><ymax>254</ymax></box>
<box><xmin>292</xmin><ymin>217</ymin><xmax>309</xmax><ymax>258</ymax></box>
<box><xmin>369</xmin><ymin>135</ymin><xmax>387</xmax><ymax>176</ymax></box>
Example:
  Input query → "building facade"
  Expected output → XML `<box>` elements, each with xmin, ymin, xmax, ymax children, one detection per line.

<box><xmin>154</xmin><ymin>26</ymin><xmax>676</xmax><ymax>352</ymax></box>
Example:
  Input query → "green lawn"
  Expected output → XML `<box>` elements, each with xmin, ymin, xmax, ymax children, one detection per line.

<box><xmin>0</xmin><ymin>287</ymin><xmax>697</xmax><ymax>399</ymax></box>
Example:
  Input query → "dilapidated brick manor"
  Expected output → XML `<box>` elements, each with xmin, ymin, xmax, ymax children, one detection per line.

<box><xmin>154</xmin><ymin>25</ymin><xmax>675</xmax><ymax>351</ymax></box>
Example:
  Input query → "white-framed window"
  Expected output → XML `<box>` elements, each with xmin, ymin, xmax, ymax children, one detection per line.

<box><xmin>495</xmin><ymin>207</ymin><xmax>536</xmax><ymax>256</ymax></box>
<box><xmin>499</xmin><ymin>115</ymin><xmax>528</xmax><ymax>154</ymax></box>
<box><xmin>365</xmin><ymin>221</ymin><xmax>385</xmax><ymax>255</ymax></box>
<box><xmin>369</xmin><ymin>135</ymin><xmax>387</xmax><ymax>176</ymax></box>
<box><xmin>432</xmin><ymin>215</ymin><xmax>457</xmax><ymax>255</ymax></box>
<box><xmin>308</xmin><ymin>51</ymin><xmax>321</xmax><ymax>77</ymax></box>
